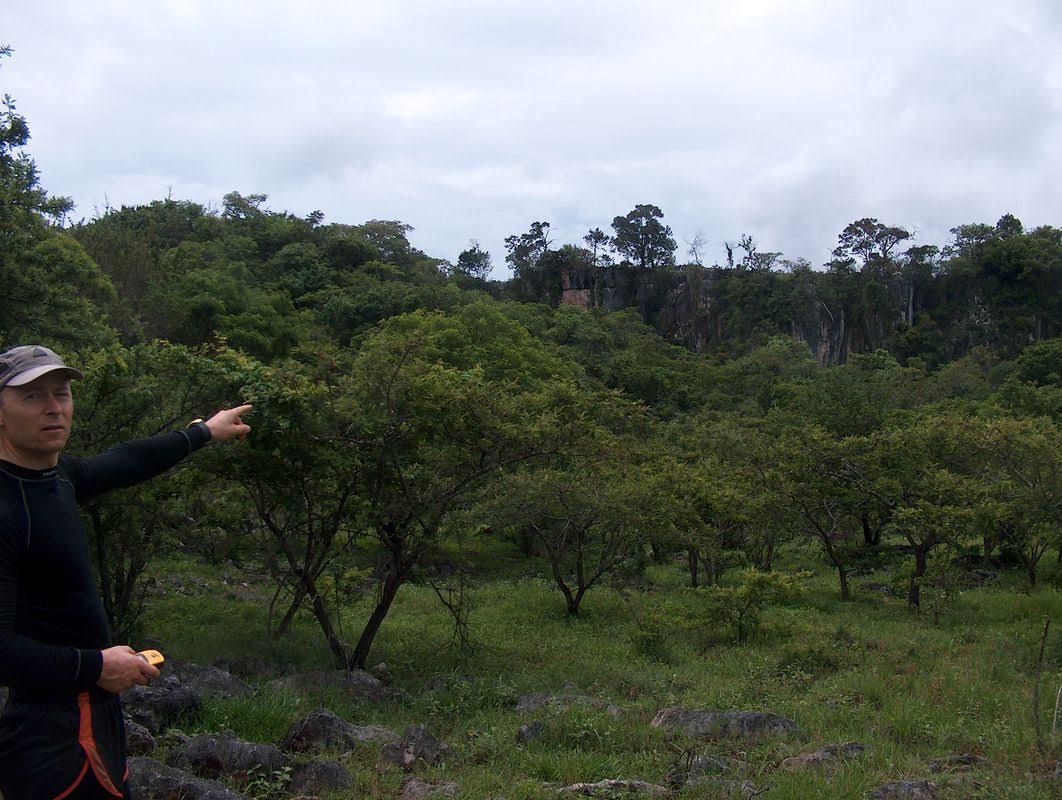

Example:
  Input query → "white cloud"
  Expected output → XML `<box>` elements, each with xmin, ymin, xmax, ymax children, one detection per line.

<box><xmin>4</xmin><ymin>0</ymin><xmax>1060</xmax><ymax>276</ymax></box>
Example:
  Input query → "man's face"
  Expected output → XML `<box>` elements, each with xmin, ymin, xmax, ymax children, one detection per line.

<box><xmin>0</xmin><ymin>372</ymin><xmax>74</xmax><ymax>466</ymax></box>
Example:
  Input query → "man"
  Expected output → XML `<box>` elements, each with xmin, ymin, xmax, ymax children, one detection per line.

<box><xmin>0</xmin><ymin>345</ymin><xmax>251</xmax><ymax>800</ymax></box>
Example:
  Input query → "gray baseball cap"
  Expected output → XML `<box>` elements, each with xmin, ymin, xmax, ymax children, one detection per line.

<box><xmin>0</xmin><ymin>345</ymin><xmax>84</xmax><ymax>390</ymax></box>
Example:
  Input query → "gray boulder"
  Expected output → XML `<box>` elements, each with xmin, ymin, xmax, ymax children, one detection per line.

<box><xmin>665</xmin><ymin>753</ymin><xmax>747</xmax><ymax>787</ymax></box>
<box><xmin>289</xmin><ymin>760</ymin><xmax>354</xmax><ymax>793</ymax></box>
<box><xmin>928</xmin><ymin>753</ymin><xmax>987</xmax><ymax>772</ymax></box>
<box><xmin>127</xmin><ymin>756</ymin><xmax>252</xmax><ymax>800</ymax></box>
<box><xmin>175</xmin><ymin>731</ymin><xmax>288</xmax><ymax>781</ymax></box>
<box><xmin>270</xmin><ymin>669</ymin><xmax>405</xmax><ymax>702</ymax></box>
<box><xmin>167</xmin><ymin>660</ymin><xmax>250</xmax><ymax>699</ymax></box>
<box><xmin>859</xmin><ymin>581</ymin><xmax>896</xmax><ymax>596</ymax></box>
<box><xmin>516</xmin><ymin>720</ymin><xmax>545</xmax><ymax>744</ymax></box>
<box><xmin>377</xmin><ymin>723</ymin><xmax>452</xmax><ymax>771</ymax></box>
<box><xmin>964</xmin><ymin>569</ymin><xmax>998</xmax><ymax>587</ymax></box>
<box><xmin>211</xmin><ymin>655</ymin><xmax>296</xmax><ymax>680</ymax></box>
<box><xmin>651</xmin><ymin>708</ymin><xmax>798</xmax><ymax>740</ymax></box>
<box><xmin>782</xmin><ymin>741</ymin><xmax>867</xmax><ymax>770</ymax></box>
<box><xmin>400</xmin><ymin>777</ymin><xmax>460</xmax><ymax>799</ymax></box>
<box><xmin>123</xmin><ymin>677</ymin><xmax>202</xmax><ymax>733</ymax></box>
<box><xmin>282</xmin><ymin>707</ymin><xmax>397</xmax><ymax>752</ymax></box>
<box><xmin>868</xmin><ymin>780</ymin><xmax>937</xmax><ymax>799</ymax></box>
<box><xmin>516</xmin><ymin>692</ymin><xmax>623</xmax><ymax>717</ymax></box>
<box><xmin>124</xmin><ymin>715</ymin><xmax>156</xmax><ymax>755</ymax></box>
<box><xmin>557</xmin><ymin>779</ymin><xmax>672</xmax><ymax>796</ymax></box>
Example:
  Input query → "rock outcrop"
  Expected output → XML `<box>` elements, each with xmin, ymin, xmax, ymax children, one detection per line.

<box><xmin>651</xmin><ymin>708</ymin><xmax>798</xmax><ymax>740</ymax></box>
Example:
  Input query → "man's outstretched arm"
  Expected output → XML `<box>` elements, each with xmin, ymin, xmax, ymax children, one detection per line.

<box><xmin>68</xmin><ymin>404</ymin><xmax>252</xmax><ymax>503</ymax></box>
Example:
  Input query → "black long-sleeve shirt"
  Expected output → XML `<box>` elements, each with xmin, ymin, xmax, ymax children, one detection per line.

<box><xmin>0</xmin><ymin>425</ymin><xmax>211</xmax><ymax>694</ymax></box>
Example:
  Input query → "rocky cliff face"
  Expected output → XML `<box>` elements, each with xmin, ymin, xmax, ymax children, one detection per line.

<box><xmin>556</xmin><ymin>260</ymin><xmax>1011</xmax><ymax>363</ymax></box>
<box><xmin>559</xmin><ymin>264</ymin><xmax>875</xmax><ymax>365</ymax></box>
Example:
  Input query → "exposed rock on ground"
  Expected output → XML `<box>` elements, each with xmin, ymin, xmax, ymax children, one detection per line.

<box><xmin>269</xmin><ymin>669</ymin><xmax>406</xmax><ymax>702</ymax></box>
<box><xmin>289</xmin><ymin>760</ymin><xmax>354</xmax><ymax>793</ymax></box>
<box><xmin>516</xmin><ymin>692</ymin><xmax>623</xmax><ymax>717</ymax></box>
<box><xmin>127</xmin><ymin>756</ymin><xmax>252</xmax><ymax>800</ymax></box>
<box><xmin>781</xmin><ymin>741</ymin><xmax>867</xmax><ymax>770</ymax></box>
<box><xmin>517</xmin><ymin>720</ymin><xmax>545</xmax><ymax>743</ymax></box>
<box><xmin>399</xmin><ymin>777</ymin><xmax>460</xmax><ymax>799</ymax></box>
<box><xmin>423</xmin><ymin>672</ymin><xmax>473</xmax><ymax>693</ymax></box>
<box><xmin>282</xmin><ymin>707</ymin><xmax>397</xmax><ymax>752</ymax></box>
<box><xmin>175</xmin><ymin>730</ymin><xmax>288</xmax><ymax>781</ymax></box>
<box><xmin>124</xmin><ymin>715</ymin><xmax>156</xmax><ymax>755</ymax></box>
<box><xmin>928</xmin><ymin>753</ymin><xmax>988</xmax><ymax>772</ymax></box>
<box><xmin>167</xmin><ymin>660</ymin><xmax>251</xmax><ymax>699</ymax></box>
<box><xmin>651</xmin><ymin>708</ymin><xmax>798</xmax><ymax>740</ymax></box>
<box><xmin>123</xmin><ymin>678</ymin><xmax>202</xmax><ymax>733</ymax></box>
<box><xmin>859</xmin><ymin>582</ymin><xmax>896</xmax><ymax>596</ymax></box>
<box><xmin>665</xmin><ymin>753</ymin><xmax>748</xmax><ymax>787</ymax></box>
<box><xmin>556</xmin><ymin>779</ymin><xmax>672</xmax><ymax>797</ymax></box>
<box><xmin>377</xmin><ymin>723</ymin><xmax>452</xmax><ymax>771</ymax></box>
<box><xmin>868</xmin><ymin>779</ymin><xmax>937</xmax><ymax>799</ymax></box>
<box><xmin>964</xmin><ymin>569</ymin><xmax>998</xmax><ymax>587</ymax></box>
<box><xmin>212</xmin><ymin>655</ymin><xmax>296</xmax><ymax>680</ymax></box>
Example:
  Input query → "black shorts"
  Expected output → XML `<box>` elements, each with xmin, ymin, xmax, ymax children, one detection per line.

<box><xmin>0</xmin><ymin>689</ymin><xmax>128</xmax><ymax>800</ymax></box>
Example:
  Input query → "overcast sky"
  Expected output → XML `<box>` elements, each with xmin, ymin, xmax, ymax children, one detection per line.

<box><xmin>5</xmin><ymin>1</ymin><xmax>1061</xmax><ymax>275</ymax></box>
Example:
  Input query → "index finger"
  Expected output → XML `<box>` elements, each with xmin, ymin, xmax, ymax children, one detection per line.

<box><xmin>228</xmin><ymin>404</ymin><xmax>253</xmax><ymax>416</ymax></box>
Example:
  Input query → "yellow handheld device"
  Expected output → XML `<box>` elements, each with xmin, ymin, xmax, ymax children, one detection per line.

<box><xmin>135</xmin><ymin>649</ymin><xmax>165</xmax><ymax>667</ymax></box>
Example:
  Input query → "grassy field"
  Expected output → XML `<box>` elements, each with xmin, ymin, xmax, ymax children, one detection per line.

<box><xmin>140</xmin><ymin>545</ymin><xmax>1062</xmax><ymax>799</ymax></box>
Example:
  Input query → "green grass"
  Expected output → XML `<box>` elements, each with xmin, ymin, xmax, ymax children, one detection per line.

<box><xmin>137</xmin><ymin>554</ymin><xmax>1062</xmax><ymax>799</ymax></box>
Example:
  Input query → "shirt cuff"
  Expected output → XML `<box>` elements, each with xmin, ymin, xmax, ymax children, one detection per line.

<box><xmin>75</xmin><ymin>648</ymin><xmax>104</xmax><ymax>688</ymax></box>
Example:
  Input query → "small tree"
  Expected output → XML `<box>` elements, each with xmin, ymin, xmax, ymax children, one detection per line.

<box><xmin>704</xmin><ymin>568</ymin><xmax>805</xmax><ymax>642</ymax></box>
<box><xmin>492</xmin><ymin>450</ymin><xmax>647</xmax><ymax>616</ymax></box>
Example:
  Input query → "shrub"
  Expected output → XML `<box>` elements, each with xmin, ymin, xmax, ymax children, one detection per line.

<box><xmin>703</xmin><ymin>568</ymin><xmax>806</xmax><ymax>642</ymax></box>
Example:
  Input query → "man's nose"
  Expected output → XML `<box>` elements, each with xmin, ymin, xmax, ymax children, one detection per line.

<box><xmin>43</xmin><ymin>395</ymin><xmax>63</xmax><ymax>414</ymax></box>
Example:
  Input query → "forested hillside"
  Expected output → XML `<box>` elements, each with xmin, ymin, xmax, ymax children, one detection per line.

<box><xmin>3</xmin><ymin>59</ymin><xmax>1062</xmax><ymax>798</ymax></box>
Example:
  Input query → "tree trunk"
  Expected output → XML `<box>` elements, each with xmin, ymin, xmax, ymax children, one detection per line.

<box><xmin>649</xmin><ymin>539</ymin><xmax>666</xmax><ymax>563</ymax></box>
<box><xmin>908</xmin><ymin>548</ymin><xmax>927</xmax><ymax>608</ymax></box>
<box><xmin>350</xmin><ymin>561</ymin><xmax>408</xmax><ymax>668</ymax></box>
<box><xmin>861</xmin><ymin>515</ymin><xmax>880</xmax><ymax>547</ymax></box>
<box><xmin>299</xmin><ymin>568</ymin><xmax>350</xmax><ymax>668</ymax></box>
<box><xmin>566</xmin><ymin>585</ymin><xmax>586</xmax><ymax>616</ymax></box>
<box><xmin>687</xmin><ymin>548</ymin><xmax>699</xmax><ymax>588</ymax></box>
<box><xmin>276</xmin><ymin>584</ymin><xmax>306</xmax><ymax>635</ymax></box>
<box><xmin>820</xmin><ymin>534</ymin><xmax>849</xmax><ymax>600</ymax></box>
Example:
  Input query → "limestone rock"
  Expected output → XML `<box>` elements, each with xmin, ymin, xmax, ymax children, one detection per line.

<box><xmin>270</xmin><ymin>669</ymin><xmax>406</xmax><ymax>702</ymax></box>
<box><xmin>123</xmin><ymin>677</ymin><xmax>202</xmax><ymax>733</ymax></box>
<box><xmin>124</xmin><ymin>715</ymin><xmax>156</xmax><ymax>755</ymax></box>
<box><xmin>282</xmin><ymin>708</ymin><xmax>397</xmax><ymax>752</ymax></box>
<box><xmin>127</xmin><ymin>756</ymin><xmax>252</xmax><ymax>800</ymax></box>
<box><xmin>781</xmin><ymin>741</ymin><xmax>866</xmax><ymax>770</ymax></box>
<box><xmin>928</xmin><ymin>753</ymin><xmax>987</xmax><ymax>772</ymax></box>
<box><xmin>167</xmin><ymin>660</ymin><xmax>250</xmax><ymax>699</ymax></box>
<box><xmin>517</xmin><ymin>720</ymin><xmax>545</xmax><ymax>744</ymax></box>
<box><xmin>377</xmin><ymin>723</ymin><xmax>452</xmax><ymax>772</ymax></box>
<box><xmin>516</xmin><ymin>692</ymin><xmax>623</xmax><ymax>717</ymax></box>
<box><xmin>212</xmin><ymin>655</ymin><xmax>296</xmax><ymax>680</ymax></box>
<box><xmin>665</xmin><ymin>753</ymin><xmax>747</xmax><ymax>787</ymax></box>
<box><xmin>868</xmin><ymin>779</ymin><xmax>937</xmax><ymax>799</ymax></box>
<box><xmin>289</xmin><ymin>760</ymin><xmax>354</xmax><ymax>794</ymax></box>
<box><xmin>175</xmin><ymin>730</ymin><xmax>288</xmax><ymax>781</ymax></box>
<box><xmin>399</xmin><ymin>777</ymin><xmax>460</xmax><ymax>799</ymax></box>
<box><xmin>556</xmin><ymin>779</ymin><xmax>672</xmax><ymax>797</ymax></box>
<box><xmin>651</xmin><ymin>708</ymin><xmax>798</xmax><ymax>740</ymax></box>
